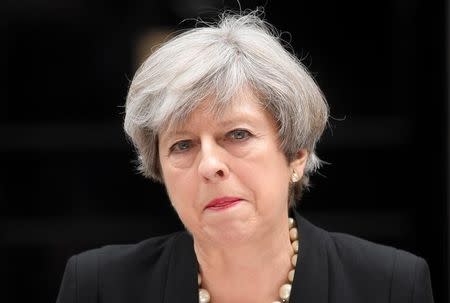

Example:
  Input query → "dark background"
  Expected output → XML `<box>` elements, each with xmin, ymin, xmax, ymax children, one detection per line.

<box><xmin>4</xmin><ymin>0</ymin><xmax>448</xmax><ymax>302</ymax></box>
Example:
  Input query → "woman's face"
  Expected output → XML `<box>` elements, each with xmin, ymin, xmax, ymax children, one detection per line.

<box><xmin>158</xmin><ymin>89</ymin><xmax>308</xmax><ymax>244</ymax></box>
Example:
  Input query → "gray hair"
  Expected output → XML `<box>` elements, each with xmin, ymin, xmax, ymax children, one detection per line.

<box><xmin>124</xmin><ymin>11</ymin><xmax>329</xmax><ymax>206</ymax></box>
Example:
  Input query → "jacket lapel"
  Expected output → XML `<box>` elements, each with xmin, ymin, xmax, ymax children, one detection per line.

<box><xmin>163</xmin><ymin>232</ymin><xmax>199</xmax><ymax>303</ymax></box>
<box><xmin>163</xmin><ymin>210</ymin><xmax>329</xmax><ymax>303</ymax></box>
<box><xmin>289</xmin><ymin>209</ymin><xmax>329</xmax><ymax>303</ymax></box>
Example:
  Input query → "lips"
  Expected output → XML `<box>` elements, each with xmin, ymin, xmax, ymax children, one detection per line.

<box><xmin>205</xmin><ymin>197</ymin><xmax>242</xmax><ymax>210</ymax></box>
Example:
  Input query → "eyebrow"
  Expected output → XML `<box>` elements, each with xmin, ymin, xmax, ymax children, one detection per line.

<box><xmin>160</xmin><ymin>113</ymin><xmax>261</xmax><ymax>141</ymax></box>
<box><xmin>162</xmin><ymin>130</ymin><xmax>191</xmax><ymax>138</ymax></box>
<box><xmin>217</xmin><ymin>116</ymin><xmax>257</xmax><ymax>127</ymax></box>
<box><xmin>218</xmin><ymin>107</ymin><xmax>265</xmax><ymax>125</ymax></box>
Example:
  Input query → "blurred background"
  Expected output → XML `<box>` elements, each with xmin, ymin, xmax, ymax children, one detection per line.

<box><xmin>4</xmin><ymin>0</ymin><xmax>448</xmax><ymax>302</ymax></box>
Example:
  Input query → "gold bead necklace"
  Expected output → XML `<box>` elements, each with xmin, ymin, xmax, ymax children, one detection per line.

<box><xmin>197</xmin><ymin>217</ymin><xmax>299</xmax><ymax>303</ymax></box>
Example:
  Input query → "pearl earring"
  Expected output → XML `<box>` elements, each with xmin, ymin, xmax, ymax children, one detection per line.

<box><xmin>291</xmin><ymin>171</ymin><xmax>300</xmax><ymax>183</ymax></box>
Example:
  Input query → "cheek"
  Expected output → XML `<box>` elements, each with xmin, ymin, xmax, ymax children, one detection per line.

<box><xmin>235</xmin><ymin>149</ymin><xmax>290</xmax><ymax>199</ymax></box>
<box><xmin>161</xmin><ymin>163</ymin><xmax>194</xmax><ymax>209</ymax></box>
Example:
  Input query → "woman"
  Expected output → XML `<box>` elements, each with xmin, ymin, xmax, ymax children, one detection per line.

<box><xmin>57</xmin><ymin>12</ymin><xmax>434</xmax><ymax>303</ymax></box>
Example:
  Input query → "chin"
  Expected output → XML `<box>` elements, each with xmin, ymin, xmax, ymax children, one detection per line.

<box><xmin>199</xmin><ymin>216</ymin><xmax>259</xmax><ymax>246</ymax></box>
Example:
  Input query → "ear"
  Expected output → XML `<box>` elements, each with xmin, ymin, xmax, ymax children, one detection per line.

<box><xmin>289</xmin><ymin>149</ymin><xmax>309</xmax><ymax>178</ymax></box>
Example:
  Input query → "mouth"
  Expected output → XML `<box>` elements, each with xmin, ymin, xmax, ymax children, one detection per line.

<box><xmin>205</xmin><ymin>197</ymin><xmax>242</xmax><ymax>211</ymax></box>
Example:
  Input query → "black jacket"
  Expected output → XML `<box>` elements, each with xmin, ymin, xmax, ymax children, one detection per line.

<box><xmin>57</xmin><ymin>210</ymin><xmax>434</xmax><ymax>303</ymax></box>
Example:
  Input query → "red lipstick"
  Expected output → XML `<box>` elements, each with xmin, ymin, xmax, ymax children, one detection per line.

<box><xmin>205</xmin><ymin>197</ymin><xmax>242</xmax><ymax>210</ymax></box>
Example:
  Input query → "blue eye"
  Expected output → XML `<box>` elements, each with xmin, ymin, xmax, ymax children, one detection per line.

<box><xmin>170</xmin><ymin>140</ymin><xmax>192</xmax><ymax>153</ymax></box>
<box><xmin>229</xmin><ymin>129</ymin><xmax>251</xmax><ymax>140</ymax></box>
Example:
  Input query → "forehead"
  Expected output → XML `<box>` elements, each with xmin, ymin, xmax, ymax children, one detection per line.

<box><xmin>159</xmin><ymin>88</ymin><xmax>272</xmax><ymax>137</ymax></box>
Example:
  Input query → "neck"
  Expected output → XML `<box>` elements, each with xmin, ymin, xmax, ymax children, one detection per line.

<box><xmin>193</xmin><ymin>216</ymin><xmax>294</xmax><ymax>302</ymax></box>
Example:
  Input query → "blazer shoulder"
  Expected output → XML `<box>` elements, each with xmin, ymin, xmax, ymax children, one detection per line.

<box><xmin>329</xmin><ymin>232</ymin><xmax>398</xmax><ymax>270</ymax></box>
<box><xmin>67</xmin><ymin>230</ymin><xmax>186</xmax><ymax>274</ymax></box>
<box><xmin>329</xmin><ymin>231</ymin><xmax>427</xmax><ymax>270</ymax></box>
<box><xmin>57</xmin><ymin>231</ymin><xmax>189</xmax><ymax>303</ymax></box>
<box><xmin>94</xmin><ymin>230</ymin><xmax>185</xmax><ymax>264</ymax></box>
<box><xmin>91</xmin><ymin>230</ymin><xmax>189</xmax><ymax>287</ymax></box>
<box><xmin>327</xmin><ymin>231</ymin><xmax>434</xmax><ymax>302</ymax></box>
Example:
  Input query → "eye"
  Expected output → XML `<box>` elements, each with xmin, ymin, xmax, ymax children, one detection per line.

<box><xmin>170</xmin><ymin>140</ymin><xmax>192</xmax><ymax>153</ymax></box>
<box><xmin>228</xmin><ymin>129</ymin><xmax>252</xmax><ymax>141</ymax></box>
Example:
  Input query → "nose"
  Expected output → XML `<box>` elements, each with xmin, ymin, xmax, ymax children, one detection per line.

<box><xmin>197</xmin><ymin>139</ymin><xmax>230</xmax><ymax>183</ymax></box>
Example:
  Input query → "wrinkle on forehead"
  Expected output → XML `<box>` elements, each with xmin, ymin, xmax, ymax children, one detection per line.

<box><xmin>158</xmin><ymin>85</ymin><xmax>266</xmax><ymax>138</ymax></box>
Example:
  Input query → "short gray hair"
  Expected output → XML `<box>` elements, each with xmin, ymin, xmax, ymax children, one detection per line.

<box><xmin>124</xmin><ymin>11</ymin><xmax>329</xmax><ymax>205</ymax></box>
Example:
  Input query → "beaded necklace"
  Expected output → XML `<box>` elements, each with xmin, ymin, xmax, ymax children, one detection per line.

<box><xmin>197</xmin><ymin>217</ymin><xmax>299</xmax><ymax>303</ymax></box>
